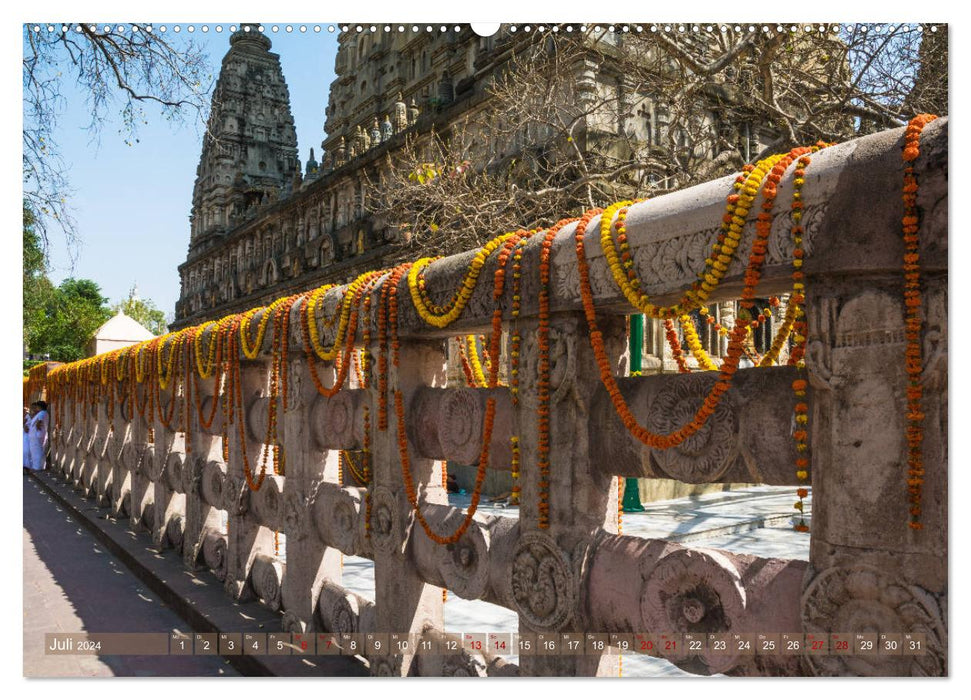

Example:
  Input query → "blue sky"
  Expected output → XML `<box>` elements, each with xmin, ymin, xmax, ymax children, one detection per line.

<box><xmin>39</xmin><ymin>25</ymin><xmax>340</xmax><ymax>319</ymax></box>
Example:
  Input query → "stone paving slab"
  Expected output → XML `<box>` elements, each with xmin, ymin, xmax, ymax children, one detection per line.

<box><xmin>27</xmin><ymin>471</ymin><xmax>367</xmax><ymax>678</ymax></box>
<box><xmin>23</xmin><ymin>474</ymin><xmax>238</xmax><ymax>677</ymax></box>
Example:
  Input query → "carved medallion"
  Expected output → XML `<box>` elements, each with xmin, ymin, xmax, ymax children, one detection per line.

<box><xmin>247</xmin><ymin>396</ymin><xmax>270</xmax><ymax>444</ymax></box>
<box><xmin>256</xmin><ymin>561</ymin><xmax>283</xmax><ymax>611</ymax></box>
<box><xmin>253</xmin><ymin>479</ymin><xmax>283</xmax><ymax>530</ymax></box>
<box><xmin>438</xmin><ymin>521</ymin><xmax>490</xmax><ymax>600</ymax></box>
<box><xmin>368</xmin><ymin>486</ymin><xmax>401</xmax><ymax>555</ymax></box>
<box><xmin>317</xmin><ymin>582</ymin><xmax>359</xmax><ymax>634</ymax></box>
<box><xmin>203</xmin><ymin>533</ymin><xmax>228</xmax><ymax>581</ymax></box>
<box><xmin>639</xmin><ymin>547</ymin><xmax>747</xmax><ymax>675</ymax></box>
<box><xmin>438</xmin><ymin>389</ymin><xmax>482</xmax><ymax>465</ymax></box>
<box><xmin>646</xmin><ymin>376</ymin><xmax>738</xmax><ymax>483</ymax></box>
<box><xmin>165</xmin><ymin>452</ymin><xmax>184</xmax><ymax>492</ymax></box>
<box><xmin>223</xmin><ymin>475</ymin><xmax>251</xmax><ymax>515</ymax></box>
<box><xmin>324</xmin><ymin>487</ymin><xmax>362</xmax><ymax>554</ymax></box>
<box><xmin>510</xmin><ymin>531</ymin><xmax>575</xmax><ymax>631</ymax></box>
<box><xmin>201</xmin><ymin>460</ymin><xmax>226</xmax><ymax>508</ymax></box>
<box><xmin>802</xmin><ymin>565</ymin><xmax>946</xmax><ymax>676</ymax></box>
<box><xmin>166</xmin><ymin>515</ymin><xmax>184</xmax><ymax>553</ymax></box>
<box><xmin>311</xmin><ymin>392</ymin><xmax>357</xmax><ymax>450</ymax></box>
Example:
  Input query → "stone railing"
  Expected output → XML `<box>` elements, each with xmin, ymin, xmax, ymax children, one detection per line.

<box><xmin>44</xmin><ymin>118</ymin><xmax>947</xmax><ymax>677</ymax></box>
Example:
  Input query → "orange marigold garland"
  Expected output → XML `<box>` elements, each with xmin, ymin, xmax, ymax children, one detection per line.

<box><xmin>664</xmin><ymin>318</ymin><xmax>691</xmax><ymax>373</ymax></box>
<box><xmin>577</xmin><ymin>149</ymin><xmax>806</xmax><ymax>451</ymax></box>
<box><xmin>901</xmin><ymin>114</ymin><xmax>938</xmax><ymax>530</ymax></box>
<box><xmin>509</xmin><ymin>235</ymin><xmax>528</xmax><ymax>404</ymax></box>
<box><xmin>457</xmin><ymin>337</ymin><xmax>478</xmax><ymax>387</ymax></box>
<box><xmin>537</xmin><ymin>217</ymin><xmax>580</xmax><ymax>528</ymax></box>
<box><xmin>392</xmin><ymin>228</ymin><xmax>524</xmax><ymax>544</ymax></box>
<box><xmin>510</xmin><ymin>435</ymin><xmax>521</xmax><ymax>505</ymax></box>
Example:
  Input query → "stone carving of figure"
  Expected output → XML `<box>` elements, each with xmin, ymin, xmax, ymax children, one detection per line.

<box><xmin>370</xmin><ymin>118</ymin><xmax>382</xmax><ymax>147</ymax></box>
<box><xmin>393</xmin><ymin>92</ymin><xmax>408</xmax><ymax>133</ymax></box>
<box><xmin>320</xmin><ymin>236</ymin><xmax>335</xmax><ymax>266</ymax></box>
<box><xmin>336</xmin><ymin>136</ymin><xmax>347</xmax><ymax>167</ymax></box>
<box><xmin>355</xmin><ymin>124</ymin><xmax>370</xmax><ymax>154</ymax></box>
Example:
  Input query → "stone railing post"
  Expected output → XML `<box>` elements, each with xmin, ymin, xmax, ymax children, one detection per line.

<box><xmin>128</xmin><ymin>383</ymin><xmax>155</xmax><ymax>535</ymax></box>
<box><xmin>181</xmin><ymin>371</ymin><xmax>228</xmax><ymax>572</ymax></box>
<box><xmin>799</xmin><ymin>118</ymin><xmax>947</xmax><ymax>676</ymax></box>
<box><xmin>92</xmin><ymin>396</ymin><xmax>113</xmax><ymax>506</ymax></box>
<box><xmin>510</xmin><ymin>309</ymin><xmax>626</xmax><ymax>677</ymax></box>
<box><xmin>109</xmin><ymin>385</ymin><xmax>132</xmax><ymax>518</ymax></box>
<box><xmin>368</xmin><ymin>338</ymin><xmax>447</xmax><ymax>676</ymax></box>
<box><xmin>151</xmin><ymin>381</ymin><xmax>186</xmax><ymax>553</ymax></box>
<box><xmin>224</xmin><ymin>361</ymin><xmax>278</xmax><ymax>603</ymax></box>
<box><xmin>280</xmin><ymin>345</ymin><xmax>343</xmax><ymax>634</ymax></box>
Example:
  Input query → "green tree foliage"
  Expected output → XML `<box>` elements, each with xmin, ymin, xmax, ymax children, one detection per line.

<box><xmin>23</xmin><ymin>205</ymin><xmax>54</xmax><ymax>352</ymax></box>
<box><xmin>31</xmin><ymin>279</ymin><xmax>113</xmax><ymax>362</ymax></box>
<box><xmin>113</xmin><ymin>296</ymin><xmax>168</xmax><ymax>336</ymax></box>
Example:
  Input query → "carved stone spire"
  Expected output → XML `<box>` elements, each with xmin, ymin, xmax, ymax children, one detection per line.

<box><xmin>188</xmin><ymin>25</ymin><xmax>297</xmax><ymax>251</ymax></box>
<box><xmin>305</xmin><ymin>147</ymin><xmax>319</xmax><ymax>179</ymax></box>
<box><xmin>408</xmin><ymin>98</ymin><xmax>420</xmax><ymax>126</ymax></box>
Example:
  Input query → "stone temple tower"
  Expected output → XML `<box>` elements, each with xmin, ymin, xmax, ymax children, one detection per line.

<box><xmin>188</xmin><ymin>25</ymin><xmax>299</xmax><ymax>255</ymax></box>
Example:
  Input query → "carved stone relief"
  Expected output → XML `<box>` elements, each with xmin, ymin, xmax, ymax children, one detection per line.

<box><xmin>802</xmin><ymin>564</ymin><xmax>945</xmax><ymax>676</ymax></box>
<box><xmin>510</xmin><ymin>532</ymin><xmax>575</xmax><ymax>631</ymax></box>
<box><xmin>646</xmin><ymin>375</ymin><xmax>739</xmax><ymax>483</ymax></box>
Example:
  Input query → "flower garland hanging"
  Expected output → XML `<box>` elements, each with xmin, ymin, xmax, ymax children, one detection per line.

<box><xmin>407</xmin><ymin>232</ymin><xmax>516</xmax><ymax>328</ymax></box>
<box><xmin>537</xmin><ymin>217</ymin><xmax>580</xmax><ymax>528</ymax></box>
<box><xmin>576</xmin><ymin>148</ymin><xmax>806</xmax><ymax>451</ymax></box>
<box><xmin>901</xmin><ymin>113</ymin><xmax>938</xmax><ymax>530</ymax></box>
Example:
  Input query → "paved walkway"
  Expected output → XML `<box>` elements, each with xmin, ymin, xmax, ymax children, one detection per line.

<box><xmin>23</xmin><ymin>474</ymin><xmax>238</xmax><ymax>677</ymax></box>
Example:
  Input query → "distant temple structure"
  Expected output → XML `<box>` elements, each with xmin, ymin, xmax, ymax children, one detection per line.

<box><xmin>175</xmin><ymin>25</ymin><xmax>777</xmax><ymax>330</ymax></box>
<box><xmin>85</xmin><ymin>311</ymin><xmax>156</xmax><ymax>357</ymax></box>
<box><xmin>173</xmin><ymin>25</ymin><xmax>781</xmax><ymax>378</ymax></box>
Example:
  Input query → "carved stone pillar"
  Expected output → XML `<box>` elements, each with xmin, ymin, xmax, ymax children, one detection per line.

<box><xmin>182</xmin><ymin>372</ymin><xmax>227</xmax><ymax>571</ymax></box>
<box><xmin>109</xmin><ymin>389</ymin><xmax>132</xmax><ymax>518</ymax></box>
<box><xmin>280</xmin><ymin>351</ymin><xmax>343</xmax><ymax>634</ymax></box>
<box><xmin>80</xmin><ymin>398</ymin><xmax>99</xmax><ymax>498</ymax></box>
<box><xmin>224</xmin><ymin>362</ymin><xmax>277</xmax><ymax>603</ymax></box>
<box><xmin>368</xmin><ymin>339</ymin><xmax>447</xmax><ymax>676</ymax></box>
<box><xmin>511</xmin><ymin>311</ymin><xmax>625</xmax><ymax>676</ymax></box>
<box><xmin>92</xmin><ymin>395</ymin><xmax>113</xmax><ymax>506</ymax></box>
<box><xmin>128</xmin><ymin>384</ymin><xmax>155</xmax><ymax>535</ymax></box>
<box><xmin>802</xmin><ymin>276</ymin><xmax>947</xmax><ymax>676</ymax></box>
<box><xmin>152</xmin><ymin>383</ymin><xmax>186</xmax><ymax>553</ymax></box>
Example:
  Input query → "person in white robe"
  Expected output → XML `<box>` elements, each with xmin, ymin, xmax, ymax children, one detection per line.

<box><xmin>27</xmin><ymin>401</ymin><xmax>49</xmax><ymax>472</ymax></box>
